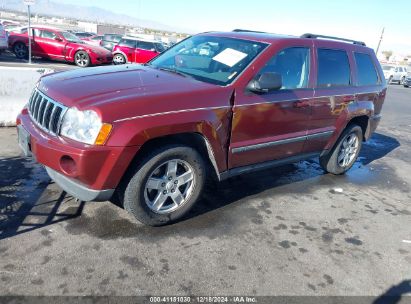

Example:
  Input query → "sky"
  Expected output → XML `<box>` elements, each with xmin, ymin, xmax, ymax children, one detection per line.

<box><xmin>59</xmin><ymin>0</ymin><xmax>410</xmax><ymax>54</ymax></box>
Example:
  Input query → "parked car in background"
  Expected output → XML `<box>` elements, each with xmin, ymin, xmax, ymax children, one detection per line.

<box><xmin>101</xmin><ymin>34</ymin><xmax>123</xmax><ymax>51</ymax></box>
<box><xmin>403</xmin><ymin>74</ymin><xmax>411</xmax><ymax>88</ymax></box>
<box><xmin>8</xmin><ymin>26</ymin><xmax>113</xmax><ymax>67</ymax></box>
<box><xmin>382</xmin><ymin>65</ymin><xmax>408</xmax><ymax>84</ymax></box>
<box><xmin>17</xmin><ymin>31</ymin><xmax>386</xmax><ymax>226</ymax></box>
<box><xmin>112</xmin><ymin>36</ymin><xmax>165</xmax><ymax>64</ymax></box>
<box><xmin>0</xmin><ymin>24</ymin><xmax>8</xmax><ymax>55</ymax></box>
<box><xmin>73</xmin><ymin>32</ymin><xmax>96</xmax><ymax>40</ymax></box>
<box><xmin>84</xmin><ymin>35</ymin><xmax>104</xmax><ymax>46</ymax></box>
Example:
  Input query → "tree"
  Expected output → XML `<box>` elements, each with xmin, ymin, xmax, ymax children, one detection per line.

<box><xmin>382</xmin><ymin>50</ymin><xmax>393</xmax><ymax>61</ymax></box>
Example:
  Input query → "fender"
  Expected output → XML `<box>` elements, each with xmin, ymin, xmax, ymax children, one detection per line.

<box><xmin>107</xmin><ymin>106</ymin><xmax>232</xmax><ymax>173</ymax></box>
<box><xmin>323</xmin><ymin>99</ymin><xmax>374</xmax><ymax>151</ymax></box>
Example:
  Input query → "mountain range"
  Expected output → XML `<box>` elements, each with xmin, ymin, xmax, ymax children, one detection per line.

<box><xmin>0</xmin><ymin>0</ymin><xmax>186</xmax><ymax>32</ymax></box>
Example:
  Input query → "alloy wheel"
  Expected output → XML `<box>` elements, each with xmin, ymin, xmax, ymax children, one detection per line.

<box><xmin>143</xmin><ymin>159</ymin><xmax>195</xmax><ymax>214</ymax></box>
<box><xmin>113</xmin><ymin>54</ymin><xmax>126</xmax><ymax>64</ymax></box>
<box><xmin>14</xmin><ymin>44</ymin><xmax>27</xmax><ymax>58</ymax></box>
<box><xmin>75</xmin><ymin>52</ymin><xmax>89</xmax><ymax>67</ymax></box>
<box><xmin>337</xmin><ymin>133</ymin><xmax>359</xmax><ymax>168</ymax></box>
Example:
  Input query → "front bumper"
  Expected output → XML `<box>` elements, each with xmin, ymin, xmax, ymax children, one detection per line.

<box><xmin>45</xmin><ymin>167</ymin><xmax>114</xmax><ymax>201</ymax></box>
<box><xmin>17</xmin><ymin>110</ymin><xmax>139</xmax><ymax>201</ymax></box>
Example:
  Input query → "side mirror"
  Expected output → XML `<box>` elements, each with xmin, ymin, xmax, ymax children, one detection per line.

<box><xmin>247</xmin><ymin>72</ymin><xmax>282</xmax><ymax>93</ymax></box>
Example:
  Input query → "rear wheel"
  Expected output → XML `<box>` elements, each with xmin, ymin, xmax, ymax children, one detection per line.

<box><xmin>121</xmin><ymin>145</ymin><xmax>206</xmax><ymax>226</ymax></box>
<box><xmin>113</xmin><ymin>53</ymin><xmax>126</xmax><ymax>65</ymax></box>
<box><xmin>13</xmin><ymin>42</ymin><xmax>28</xmax><ymax>59</ymax></box>
<box><xmin>319</xmin><ymin>124</ymin><xmax>363</xmax><ymax>175</ymax></box>
<box><xmin>74</xmin><ymin>51</ymin><xmax>90</xmax><ymax>67</ymax></box>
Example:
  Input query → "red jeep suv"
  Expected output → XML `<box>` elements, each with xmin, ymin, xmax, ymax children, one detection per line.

<box><xmin>112</xmin><ymin>36</ymin><xmax>165</xmax><ymax>65</ymax></box>
<box><xmin>16</xmin><ymin>31</ymin><xmax>386</xmax><ymax>226</ymax></box>
<box><xmin>8</xmin><ymin>26</ymin><xmax>113</xmax><ymax>67</ymax></box>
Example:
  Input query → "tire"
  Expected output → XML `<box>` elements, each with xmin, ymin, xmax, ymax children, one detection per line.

<box><xmin>74</xmin><ymin>50</ymin><xmax>90</xmax><ymax>67</ymax></box>
<box><xmin>122</xmin><ymin>145</ymin><xmax>206</xmax><ymax>226</ymax></box>
<box><xmin>400</xmin><ymin>76</ymin><xmax>406</xmax><ymax>85</ymax></box>
<box><xmin>113</xmin><ymin>53</ymin><xmax>126</xmax><ymax>65</ymax></box>
<box><xmin>319</xmin><ymin>124</ymin><xmax>363</xmax><ymax>175</ymax></box>
<box><xmin>13</xmin><ymin>42</ymin><xmax>28</xmax><ymax>59</ymax></box>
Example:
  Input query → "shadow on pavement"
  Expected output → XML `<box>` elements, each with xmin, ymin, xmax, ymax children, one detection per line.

<box><xmin>0</xmin><ymin>156</ymin><xmax>85</xmax><ymax>240</ymax></box>
<box><xmin>0</xmin><ymin>131</ymin><xmax>401</xmax><ymax>239</ymax></box>
<box><xmin>373</xmin><ymin>280</ymin><xmax>411</xmax><ymax>304</ymax></box>
<box><xmin>186</xmin><ymin>132</ymin><xmax>401</xmax><ymax>220</ymax></box>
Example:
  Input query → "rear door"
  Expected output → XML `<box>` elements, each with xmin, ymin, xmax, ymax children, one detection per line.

<box><xmin>229</xmin><ymin>43</ymin><xmax>314</xmax><ymax>169</ymax></box>
<box><xmin>303</xmin><ymin>43</ymin><xmax>355</xmax><ymax>154</ymax></box>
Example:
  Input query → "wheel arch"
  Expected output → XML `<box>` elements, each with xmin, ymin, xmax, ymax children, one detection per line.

<box><xmin>122</xmin><ymin>132</ymin><xmax>221</xmax><ymax>185</ymax></box>
<box><xmin>348</xmin><ymin>115</ymin><xmax>370</xmax><ymax>141</ymax></box>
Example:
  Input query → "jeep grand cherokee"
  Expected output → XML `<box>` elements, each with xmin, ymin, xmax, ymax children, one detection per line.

<box><xmin>16</xmin><ymin>31</ymin><xmax>386</xmax><ymax>226</ymax></box>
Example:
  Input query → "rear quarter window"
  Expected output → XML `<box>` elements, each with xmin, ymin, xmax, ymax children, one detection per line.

<box><xmin>354</xmin><ymin>52</ymin><xmax>379</xmax><ymax>86</ymax></box>
<box><xmin>317</xmin><ymin>49</ymin><xmax>351</xmax><ymax>87</ymax></box>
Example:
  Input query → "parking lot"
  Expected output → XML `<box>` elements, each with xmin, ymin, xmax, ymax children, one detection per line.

<box><xmin>0</xmin><ymin>50</ymin><xmax>78</xmax><ymax>71</ymax></box>
<box><xmin>0</xmin><ymin>84</ymin><xmax>410</xmax><ymax>298</ymax></box>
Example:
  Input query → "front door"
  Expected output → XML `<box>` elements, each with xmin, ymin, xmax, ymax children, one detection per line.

<box><xmin>229</xmin><ymin>45</ymin><xmax>314</xmax><ymax>169</ymax></box>
<box><xmin>35</xmin><ymin>29</ymin><xmax>66</xmax><ymax>60</ymax></box>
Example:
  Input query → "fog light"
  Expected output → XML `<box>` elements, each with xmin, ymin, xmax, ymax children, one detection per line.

<box><xmin>60</xmin><ymin>155</ymin><xmax>77</xmax><ymax>176</ymax></box>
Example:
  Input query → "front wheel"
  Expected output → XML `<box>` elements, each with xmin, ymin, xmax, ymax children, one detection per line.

<box><xmin>319</xmin><ymin>124</ymin><xmax>363</xmax><ymax>175</ymax></box>
<box><xmin>400</xmin><ymin>76</ymin><xmax>406</xmax><ymax>85</ymax></box>
<box><xmin>122</xmin><ymin>145</ymin><xmax>206</xmax><ymax>226</ymax></box>
<box><xmin>113</xmin><ymin>53</ymin><xmax>126</xmax><ymax>65</ymax></box>
<box><xmin>74</xmin><ymin>51</ymin><xmax>90</xmax><ymax>67</ymax></box>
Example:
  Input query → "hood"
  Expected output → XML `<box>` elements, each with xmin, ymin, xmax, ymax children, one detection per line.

<box><xmin>68</xmin><ymin>42</ymin><xmax>110</xmax><ymax>55</ymax></box>
<box><xmin>38</xmin><ymin>65</ymin><xmax>232</xmax><ymax>122</ymax></box>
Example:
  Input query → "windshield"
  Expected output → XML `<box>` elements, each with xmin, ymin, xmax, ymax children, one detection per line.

<box><xmin>149</xmin><ymin>35</ymin><xmax>268</xmax><ymax>86</ymax></box>
<box><xmin>61</xmin><ymin>31</ymin><xmax>83</xmax><ymax>43</ymax></box>
<box><xmin>382</xmin><ymin>65</ymin><xmax>394</xmax><ymax>71</ymax></box>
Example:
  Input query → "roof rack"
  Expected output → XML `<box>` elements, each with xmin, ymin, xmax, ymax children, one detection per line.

<box><xmin>301</xmin><ymin>33</ymin><xmax>366</xmax><ymax>46</ymax></box>
<box><xmin>232</xmin><ymin>29</ymin><xmax>267</xmax><ymax>34</ymax></box>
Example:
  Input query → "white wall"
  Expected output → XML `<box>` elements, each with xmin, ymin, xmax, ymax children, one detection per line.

<box><xmin>0</xmin><ymin>67</ymin><xmax>54</xmax><ymax>127</ymax></box>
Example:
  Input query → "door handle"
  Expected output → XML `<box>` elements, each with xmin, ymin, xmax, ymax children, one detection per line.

<box><xmin>293</xmin><ymin>100</ymin><xmax>310</xmax><ymax>108</ymax></box>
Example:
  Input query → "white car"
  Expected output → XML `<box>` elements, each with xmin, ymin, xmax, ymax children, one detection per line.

<box><xmin>382</xmin><ymin>65</ymin><xmax>408</xmax><ymax>85</ymax></box>
<box><xmin>0</xmin><ymin>24</ymin><xmax>8</xmax><ymax>55</ymax></box>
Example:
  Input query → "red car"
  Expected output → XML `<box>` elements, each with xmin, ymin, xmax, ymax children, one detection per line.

<box><xmin>8</xmin><ymin>26</ymin><xmax>113</xmax><ymax>67</ymax></box>
<box><xmin>17</xmin><ymin>31</ymin><xmax>386</xmax><ymax>226</ymax></box>
<box><xmin>112</xmin><ymin>36</ymin><xmax>165</xmax><ymax>64</ymax></box>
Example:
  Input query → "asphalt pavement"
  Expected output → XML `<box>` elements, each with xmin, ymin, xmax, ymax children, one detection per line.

<box><xmin>0</xmin><ymin>84</ymin><xmax>410</xmax><ymax>298</ymax></box>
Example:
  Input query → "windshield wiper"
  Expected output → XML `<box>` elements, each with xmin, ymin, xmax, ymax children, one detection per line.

<box><xmin>156</xmin><ymin>67</ymin><xmax>192</xmax><ymax>79</ymax></box>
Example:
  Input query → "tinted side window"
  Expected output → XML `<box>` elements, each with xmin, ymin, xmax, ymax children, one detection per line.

<box><xmin>259</xmin><ymin>47</ymin><xmax>310</xmax><ymax>90</ymax></box>
<box><xmin>354</xmin><ymin>53</ymin><xmax>379</xmax><ymax>86</ymax></box>
<box><xmin>317</xmin><ymin>49</ymin><xmax>351</xmax><ymax>87</ymax></box>
<box><xmin>138</xmin><ymin>41</ymin><xmax>155</xmax><ymax>51</ymax></box>
<box><xmin>119</xmin><ymin>39</ymin><xmax>136</xmax><ymax>48</ymax></box>
<box><xmin>40</xmin><ymin>30</ymin><xmax>57</xmax><ymax>39</ymax></box>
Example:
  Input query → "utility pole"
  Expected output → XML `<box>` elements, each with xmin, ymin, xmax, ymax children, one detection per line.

<box><xmin>376</xmin><ymin>27</ymin><xmax>385</xmax><ymax>55</ymax></box>
<box><xmin>23</xmin><ymin>0</ymin><xmax>35</xmax><ymax>64</ymax></box>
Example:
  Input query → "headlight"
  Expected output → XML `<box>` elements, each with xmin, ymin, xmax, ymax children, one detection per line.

<box><xmin>60</xmin><ymin>108</ymin><xmax>112</xmax><ymax>145</ymax></box>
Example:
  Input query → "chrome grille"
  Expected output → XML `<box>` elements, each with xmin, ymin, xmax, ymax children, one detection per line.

<box><xmin>27</xmin><ymin>89</ymin><xmax>68</xmax><ymax>135</ymax></box>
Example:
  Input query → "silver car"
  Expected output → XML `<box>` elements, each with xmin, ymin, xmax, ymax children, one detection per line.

<box><xmin>0</xmin><ymin>24</ymin><xmax>8</xmax><ymax>55</ymax></box>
